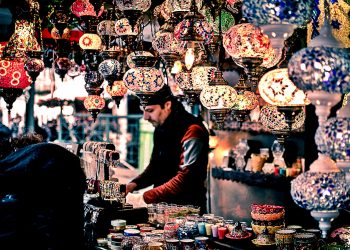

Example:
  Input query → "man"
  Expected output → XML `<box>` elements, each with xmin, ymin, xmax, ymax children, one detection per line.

<box><xmin>126</xmin><ymin>85</ymin><xmax>209</xmax><ymax>214</ymax></box>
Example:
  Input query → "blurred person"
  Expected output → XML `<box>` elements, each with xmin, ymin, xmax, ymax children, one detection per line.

<box><xmin>126</xmin><ymin>85</ymin><xmax>209</xmax><ymax>214</ymax></box>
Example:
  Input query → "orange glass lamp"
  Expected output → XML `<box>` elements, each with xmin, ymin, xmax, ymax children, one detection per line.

<box><xmin>84</xmin><ymin>95</ymin><xmax>105</xmax><ymax>121</ymax></box>
<box><xmin>79</xmin><ymin>33</ymin><xmax>102</xmax><ymax>50</ymax></box>
<box><xmin>105</xmin><ymin>80</ymin><xmax>128</xmax><ymax>108</ymax></box>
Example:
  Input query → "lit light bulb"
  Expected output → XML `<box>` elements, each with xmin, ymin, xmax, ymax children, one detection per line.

<box><xmin>185</xmin><ymin>48</ymin><xmax>195</xmax><ymax>70</ymax></box>
<box><xmin>171</xmin><ymin>60</ymin><xmax>182</xmax><ymax>74</ymax></box>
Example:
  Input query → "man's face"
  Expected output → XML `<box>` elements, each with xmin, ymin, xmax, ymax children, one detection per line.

<box><xmin>142</xmin><ymin>101</ymin><xmax>171</xmax><ymax>127</ymax></box>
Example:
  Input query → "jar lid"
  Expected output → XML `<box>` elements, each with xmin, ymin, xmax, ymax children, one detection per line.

<box><xmin>111</xmin><ymin>219</ymin><xmax>126</xmax><ymax>227</ymax></box>
<box><xmin>124</xmin><ymin>229</ymin><xmax>141</xmax><ymax>236</ymax></box>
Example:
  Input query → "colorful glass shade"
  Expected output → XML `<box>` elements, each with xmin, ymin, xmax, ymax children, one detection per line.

<box><xmin>115</xmin><ymin>18</ymin><xmax>139</xmax><ymax>36</ymax></box>
<box><xmin>84</xmin><ymin>95</ymin><xmax>105</xmax><ymax>109</ymax></box>
<box><xmin>152</xmin><ymin>24</ymin><xmax>183</xmax><ymax>56</ymax></box>
<box><xmin>114</xmin><ymin>0</ymin><xmax>152</xmax><ymax>12</ymax></box>
<box><xmin>288</xmin><ymin>47</ymin><xmax>350</xmax><ymax>93</ymax></box>
<box><xmin>223</xmin><ymin>23</ymin><xmax>270</xmax><ymax>59</ymax></box>
<box><xmin>258</xmin><ymin>68</ymin><xmax>309</xmax><ymax>106</ymax></box>
<box><xmin>242</xmin><ymin>0</ymin><xmax>314</xmax><ymax>27</ymax></box>
<box><xmin>261</xmin><ymin>46</ymin><xmax>281</xmax><ymax>69</ymax></box>
<box><xmin>174</xmin><ymin>18</ymin><xmax>214</xmax><ymax>44</ymax></box>
<box><xmin>84</xmin><ymin>71</ymin><xmax>104</xmax><ymax>86</ymax></box>
<box><xmin>291</xmin><ymin>169</ymin><xmax>349</xmax><ymax>210</ymax></box>
<box><xmin>126</xmin><ymin>51</ymin><xmax>154</xmax><ymax>69</ymax></box>
<box><xmin>316</xmin><ymin>117</ymin><xmax>350</xmax><ymax>161</ymax></box>
<box><xmin>232</xmin><ymin>90</ymin><xmax>259</xmax><ymax>111</ymax></box>
<box><xmin>98</xmin><ymin>59</ymin><xmax>121</xmax><ymax>84</ymax></box>
<box><xmin>167</xmin><ymin>0</ymin><xmax>202</xmax><ymax>13</ymax></box>
<box><xmin>123</xmin><ymin>67</ymin><xmax>164</xmax><ymax>93</ymax></box>
<box><xmin>71</xmin><ymin>0</ymin><xmax>97</xmax><ymax>17</ymax></box>
<box><xmin>202</xmin><ymin>8</ymin><xmax>235</xmax><ymax>36</ymax></box>
<box><xmin>79</xmin><ymin>33</ymin><xmax>102</xmax><ymax>50</ymax></box>
<box><xmin>0</xmin><ymin>59</ymin><xmax>32</xmax><ymax>89</ymax></box>
<box><xmin>24</xmin><ymin>58</ymin><xmax>45</xmax><ymax>74</ymax></box>
<box><xmin>97</xmin><ymin>20</ymin><xmax>117</xmax><ymax>36</ymax></box>
<box><xmin>191</xmin><ymin>66</ymin><xmax>216</xmax><ymax>88</ymax></box>
<box><xmin>106</xmin><ymin>80</ymin><xmax>128</xmax><ymax>97</ymax></box>
<box><xmin>50</xmin><ymin>27</ymin><xmax>71</xmax><ymax>40</ymax></box>
<box><xmin>2</xmin><ymin>20</ymin><xmax>41</xmax><ymax>59</ymax></box>
<box><xmin>259</xmin><ymin>105</ymin><xmax>305</xmax><ymax>132</ymax></box>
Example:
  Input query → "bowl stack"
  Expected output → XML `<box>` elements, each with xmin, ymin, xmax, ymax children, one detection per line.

<box><xmin>251</xmin><ymin>204</ymin><xmax>285</xmax><ymax>236</ymax></box>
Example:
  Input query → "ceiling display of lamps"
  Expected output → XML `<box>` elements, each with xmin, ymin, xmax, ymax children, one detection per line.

<box><xmin>288</xmin><ymin>13</ymin><xmax>350</xmax><ymax>125</ymax></box>
<box><xmin>231</xmin><ymin>75</ymin><xmax>259</xmax><ymax>122</ymax></box>
<box><xmin>105</xmin><ymin>80</ymin><xmax>128</xmax><ymax>107</ymax></box>
<box><xmin>259</xmin><ymin>105</ymin><xmax>305</xmax><ymax>144</ymax></box>
<box><xmin>223</xmin><ymin>23</ymin><xmax>270</xmax><ymax>90</ymax></box>
<box><xmin>200</xmin><ymin>69</ymin><xmax>237</xmax><ymax>129</ymax></box>
<box><xmin>123</xmin><ymin>52</ymin><xmax>164</xmax><ymax>106</ymax></box>
<box><xmin>114</xmin><ymin>0</ymin><xmax>152</xmax><ymax>30</ymax></box>
<box><xmin>242</xmin><ymin>0</ymin><xmax>314</xmax><ymax>60</ymax></box>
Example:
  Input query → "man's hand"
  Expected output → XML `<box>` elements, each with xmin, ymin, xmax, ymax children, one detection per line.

<box><xmin>125</xmin><ymin>193</ymin><xmax>147</xmax><ymax>208</ymax></box>
<box><xmin>126</xmin><ymin>182</ymin><xmax>137</xmax><ymax>195</ymax></box>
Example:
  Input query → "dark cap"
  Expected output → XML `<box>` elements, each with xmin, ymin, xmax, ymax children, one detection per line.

<box><xmin>146</xmin><ymin>85</ymin><xmax>174</xmax><ymax>106</ymax></box>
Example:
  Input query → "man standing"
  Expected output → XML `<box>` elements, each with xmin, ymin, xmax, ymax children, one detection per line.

<box><xmin>126</xmin><ymin>85</ymin><xmax>209</xmax><ymax>214</ymax></box>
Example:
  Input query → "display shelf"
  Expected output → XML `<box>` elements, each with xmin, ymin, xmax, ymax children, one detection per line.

<box><xmin>211</xmin><ymin>167</ymin><xmax>293</xmax><ymax>190</ymax></box>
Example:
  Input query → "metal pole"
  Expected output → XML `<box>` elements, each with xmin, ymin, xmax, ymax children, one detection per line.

<box><xmin>24</xmin><ymin>85</ymin><xmax>35</xmax><ymax>133</ymax></box>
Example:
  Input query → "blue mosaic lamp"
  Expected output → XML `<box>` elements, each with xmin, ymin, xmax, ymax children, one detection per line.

<box><xmin>288</xmin><ymin>7</ymin><xmax>350</xmax><ymax>125</ymax></box>
<box><xmin>242</xmin><ymin>0</ymin><xmax>314</xmax><ymax>53</ymax></box>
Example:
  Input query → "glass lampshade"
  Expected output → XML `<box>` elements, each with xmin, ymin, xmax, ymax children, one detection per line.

<box><xmin>190</xmin><ymin>66</ymin><xmax>216</xmax><ymax>89</ymax></box>
<box><xmin>200</xmin><ymin>85</ymin><xmax>237</xmax><ymax>110</ymax></box>
<box><xmin>123</xmin><ymin>67</ymin><xmax>164</xmax><ymax>94</ymax></box>
<box><xmin>316</xmin><ymin>117</ymin><xmax>350</xmax><ymax>161</ymax></box>
<box><xmin>84</xmin><ymin>71</ymin><xmax>104</xmax><ymax>86</ymax></box>
<box><xmin>202</xmin><ymin>8</ymin><xmax>235</xmax><ymax>36</ymax></box>
<box><xmin>232</xmin><ymin>90</ymin><xmax>259</xmax><ymax>112</ymax></box>
<box><xmin>106</xmin><ymin>80</ymin><xmax>128</xmax><ymax>97</ymax></box>
<box><xmin>84</xmin><ymin>94</ymin><xmax>105</xmax><ymax>121</ymax></box>
<box><xmin>54</xmin><ymin>57</ymin><xmax>72</xmax><ymax>81</ymax></box>
<box><xmin>174</xmin><ymin>18</ymin><xmax>214</xmax><ymax>45</ymax></box>
<box><xmin>51</xmin><ymin>27</ymin><xmax>71</xmax><ymax>40</ymax></box>
<box><xmin>152</xmin><ymin>22</ymin><xmax>183</xmax><ymax>56</ymax></box>
<box><xmin>259</xmin><ymin>105</ymin><xmax>305</xmax><ymax>132</ymax></box>
<box><xmin>97</xmin><ymin>20</ymin><xmax>117</xmax><ymax>36</ymax></box>
<box><xmin>24</xmin><ymin>58</ymin><xmax>45</xmax><ymax>74</ymax></box>
<box><xmin>115</xmin><ymin>18</ymin><xmax>139</xmax><ymax>36</ymax></box>
<box><xmin>2</xmin><ymin>20</ymin><xmax>41</xmax><ymax>59</ymax></box>
<box><xmin>114</xmin><ymin>0</ymin><xmax>151</xmax><ymax>12</ymax></box>
<box><xmin>258</xmin><ymin>68</ymin><xmax>309</xmax><ymax>106</ymax></box>
<box><xmin>98</xmin><ymin>59</ymin><xmax>121</xmax><ymax>85</ymax></box>
<box><xmin>71</xmin><ymin>0</ymin><xmax>97</xmax><ymax>17</ymax></box>
<box><xmin>79</xmin><ymin>33</ymin><xmax>102</xmax><ymax>50</ymax></box>
<box><xmin>167</xmin><ymin>0</ymin><xmax>202</xmax><ymax>13</ymax></box>
<box><xmin>223</xmin><ymin>23</ymin><xmax>270</xmax><ymax>59</ymax></box>
<box><xmin>288</xmin><ymin>47</ymin><xmax>350</xmax><ymax>93</ymax></box>
<box><xmin>0</xmin><ymin>59</ymin><xmax>32</xmax><ymax>89</ymax></box>
<box><xmin>261</xmin><ymin>46</ymin><xmax>282</xmax><ymax>69</ymax></box>
<box><xmin>242</xmin><ymin>0</ymin><xmax>314</xmax><ymax>49</ymax></box>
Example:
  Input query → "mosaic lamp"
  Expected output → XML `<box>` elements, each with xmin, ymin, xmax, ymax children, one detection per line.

<box><xmin>291</xmin><ymin>153</ymin><xmax>350</xmax><ymax>239</ymax></box>
<box><xmin>223</xmin><ymin>23</ymin><xmax>270</xmax><ymax>90</ymax></box>
<box><xmin>97</xmin><ymin>20</ymin><xmax>117</xmax><ymax>49</ymax></box>
<box><xmin>231</xmin><ymin>76</ymin><xmax>259</xmax><ymax>122</ymax></box>
<box><xmin>123</xmin><ymin>52</ymin><xmax>164</xmax><ymax>106</ymax></box>
<box><xmin>115</xmin><ymin>18</ymin><xmax>140</xmax><ymax>50</ymax></box>
<box><xmin>152</xmin><ymin>18</ymin><xmax>183</xmax><ymax>69</ymax></box>
<box><xmin>98</xmin><ymin>52</ymin><xmax>121</xmax><ymax>87</ymax></box>
<box><xmin>288</xmin><ymin>13</ymin><xmax>350</xmax><ymax>125</ymax></box>
<box><xmin>114</xmin><ymin>0</ymin><xmax>151</xmax><ymax>29</ymax></box>
<box><xmin>54</xmin><ymin>57</ymin><xmax>72</xmax><ymax>81</ymax></box>
<box><xmin>200</xmin><ymin>69</ymin><xmax>237</xmax><ymax>129</ymax></box>
<box><xmin>175</xmin><ymin>65</ymin><xmax>216</xmax><ymax>106</ymax></box>
<box><xmin>315</xmin><ymin>100</ymin><xmax>350</xmax><ymax>183</ymax></box>
<box><xmin>105</xmin><ymin>80</ymin><xmax>128</xmax><ymax>108</ymax></box>
<box><xmin>258</xmin><ymin>68</ymin><xmax>309</xmax><ymax>133</ymax></box>
<box><xmin>242</xmin><ymin>0</ymin><xmax>314</xmax><ymax>53</ymax></box>
<box><xmin>259</xmin><ymin>105</ymin><xmax>305</xmax><ymax>144</ymax></box>
<box><xmin>84</xmin><ymin>95</ymin><xmax>105</xmax><ymax>121</ymax></box>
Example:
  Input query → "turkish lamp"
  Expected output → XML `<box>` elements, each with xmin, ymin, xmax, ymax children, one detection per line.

<box><xmin>114</xmin><ymin>0</ymin><xmax>151</xmax><ymax>30</ymax></box>
<box><xmin>242</xmin><ymin>0</ymin><xmax>314</xmax><ymax>53</ymax></box>
<box><xmin>84</xmin><ymin>95</ymin><xmax>105</xmax><ymax>121</ymax></box>
<box><xmin>200</xmin><ymin>70</ymin><xmax>237</xmax><ymax>130</ymax></box>
<box><xmin>291</xmin><ymin>153</ymin><xmax>349</xmax><ymax>239</ymax></box>
<box><xmin>79</xmin><ymin>33</ymin><xmax>102</xmax><ymax>50</ymax></box>
<box><xmin>288</xmin><ymin>15</ymin><xmax>350</xmax><ymax>126</ymax></box>
<box><xmin>123</xmin><ymin>53</ymin><xmax>165</xmax><ymax>107</ymax></box>
<box><xmin>24</xmin><ymin>51</ymin><xmax>45</xmax><ymax>83</ymax></box>
<box><xmin>98</xmin><ymin>52</ymin><xmax>121</xmax><ymax>87</ymax></box>
<box><xmin>84</xmin><ymin>71</ymin><xmax>105</xmax><ymax>95</ymax></box>
<box><xmin>54</xmin><ymin>57</ymin><xmax>72</xmax><ymax>81</ymax></box>
<box><xmin>105</xmin><ymin>80</ymin><xmax>128</xmax><ymax>108</ymax></box>
<box><xmin>315</xmin><ymin>101</ymin><xmax>350</xmax><ymax>183</ymax></box>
